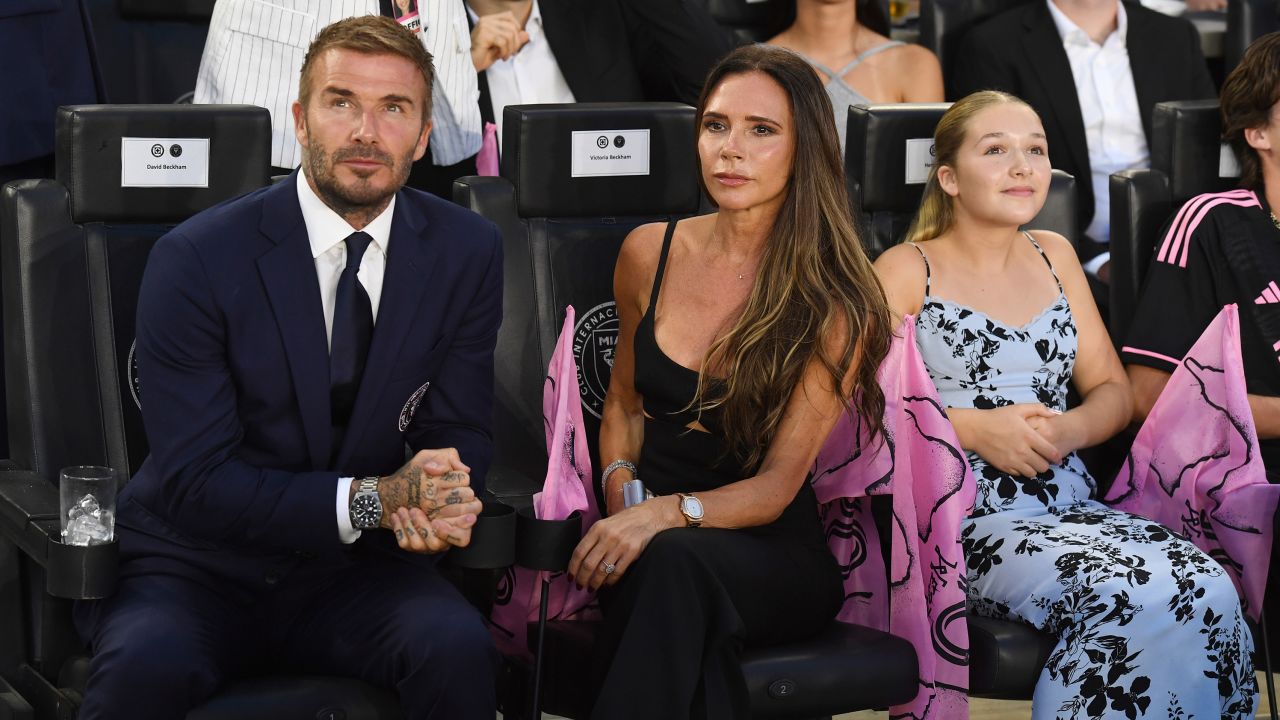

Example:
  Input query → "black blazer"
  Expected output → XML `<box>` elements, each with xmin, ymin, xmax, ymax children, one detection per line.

<box><xmin>409</xmin><ymin>0</ymin><xmax>734</xmax><ymax>198</ymax></box>
<box><xmin>950</xmin><ymin>0</ymin><xmax>1216</xmax><ymax>256</ymax></box>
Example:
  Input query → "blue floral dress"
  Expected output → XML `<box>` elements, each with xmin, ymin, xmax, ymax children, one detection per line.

<box><xmin>911</xmin><ymin>236</ymin><xmax>1256</xmax><ymax>719</ymax></box>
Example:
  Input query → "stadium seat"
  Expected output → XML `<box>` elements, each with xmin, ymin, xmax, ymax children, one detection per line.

<box><xmin>457</xmin><ymin>102</ymin><xmax>920</xmax><ymax>720</ymax></box>
<box><xmin>0</xmin><ymin>104</ymin><xmax>408</xmax><ymax>719</ymax></box>
<box><xmin>1225</xmin><ymin>0</ymin><xmax>1280</xmax><ymax>74</ymax></box>
<box><xmin>844</xmin><ymin>102</ymin><xmax>1079</xmax><ymax>259</ymax></box>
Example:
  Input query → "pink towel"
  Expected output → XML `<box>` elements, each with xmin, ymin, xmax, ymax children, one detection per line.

<box><xmin>1105</xmin><ymin>304</ymin><xmax>1278</xmax><ymax>620</ymax></box>
<box><xmin>476</xmin><ymin>122</ymin><xmax>500</xmax><ymax>177</ymax></box>
<box><xmin>489</xmin><ymin>306</ymin><xmax>600</xmax><ymax>656</ymax></box>
<box><xmin>812</xmin><ymin>315</ymin><xmax>976</xmax><ymax>719</ymax></box>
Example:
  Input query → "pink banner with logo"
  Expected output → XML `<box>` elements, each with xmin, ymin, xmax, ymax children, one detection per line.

<box><xmin>489</xmin><ymin>306</ymin><xmax>600</xmax><ymax>656</ymax></box>
<box><xmin>1105</xmin><ymin>304</ymin><xmax>1278</xmax><ymax>620</ymax></box>
<box><xmin>812</xmin><ymin>316</ymin><xmax>976</xmax><ymax>719</ymax></box>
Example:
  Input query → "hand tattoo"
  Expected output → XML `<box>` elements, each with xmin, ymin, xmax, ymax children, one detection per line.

<box><xmin>395</xmin><ymin>529</ymin><xmax>405</xmax><ymax>541</ymax></box>
<box><xmin>446</xmin><ymin>489</ymin><xmax>462</xmax><ymax>505</ymax></box>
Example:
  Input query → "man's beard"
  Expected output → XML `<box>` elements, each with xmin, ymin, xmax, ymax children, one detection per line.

<box><xmin>304</xmin><ymin>136</ymin><xmax>415</xmax><ymax>219</ymax></box>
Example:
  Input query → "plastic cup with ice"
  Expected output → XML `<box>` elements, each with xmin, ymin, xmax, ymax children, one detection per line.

<box><xmin>59</xmin><ymin>466</ymin><xmax>117</xmax><ymax>546</ymax></box>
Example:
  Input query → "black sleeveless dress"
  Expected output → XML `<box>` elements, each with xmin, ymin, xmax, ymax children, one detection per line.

<box><xmin>590</xmin><ymin>221</ymin><xmax>844</xmax><ymax>720</ymax></box>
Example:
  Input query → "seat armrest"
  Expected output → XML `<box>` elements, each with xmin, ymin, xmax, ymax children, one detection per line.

<box><xmin>0</xmin><ymin>469</ymin><xmax>59</xmax><ymax>563</ymax></box>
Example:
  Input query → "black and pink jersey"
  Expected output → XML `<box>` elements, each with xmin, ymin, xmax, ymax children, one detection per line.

<box><xmin>1123</xmin><ymin>188</ymin><xmax>1280</xmax><ymax>471</ymax></box>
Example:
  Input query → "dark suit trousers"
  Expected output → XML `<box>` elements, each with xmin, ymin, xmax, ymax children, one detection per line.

<box><xmin>589</xmin><ymin>528</ymin><xmax>843</xmax><ymax>720</ymax></box>
<box><xmin>73</xmin><ymin>550</ymin><xmax>499</xmax><ymax>720</ymax></box>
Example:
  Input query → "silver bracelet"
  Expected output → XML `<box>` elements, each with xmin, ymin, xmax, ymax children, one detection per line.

<box><xmin>602</xmin><ymin>459</ymin><xmax>638</xmax><ymax>487</ymax></box>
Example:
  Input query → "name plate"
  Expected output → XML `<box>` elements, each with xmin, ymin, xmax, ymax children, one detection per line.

<box><xmin>121</xmin><ymin>138</ymin><xmax>210</xmax><ymax>188</ymax></box>
<box><xmin>571</xmin><ymin>129</ymin><xmax>650</xmax><ymax>178</ymax></box>
<box><xmin>904</xmin><ymin>138</ymin><xmax>936</xmax><ymax>185</ymax></box>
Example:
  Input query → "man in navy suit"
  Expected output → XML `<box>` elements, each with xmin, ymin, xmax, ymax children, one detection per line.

<box><xmin>72</xmin><ymin>16</ymin><xmax>502</xmax><ymax>719</ymax></box>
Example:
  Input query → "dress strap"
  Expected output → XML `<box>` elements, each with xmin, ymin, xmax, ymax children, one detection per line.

<box><xmin>907</xmin><ymin>242</ymin><xmax>932</xmax><ymax>297</ymax></box>
<box><xmin>1023</xmin><ymin>231</ymin><xmax>1065</xmax><ymax>294</ymax></box>
<box><xmin>648</xmin><ymin>220</ymin><xmax>678</xmax><ymax>310</ymax></box>
<box><xmin>834</xmin><ymin>40</ymin><xmax>906</xmax><ymax>75</ymax></box>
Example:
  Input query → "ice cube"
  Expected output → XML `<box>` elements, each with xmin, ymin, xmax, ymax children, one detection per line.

<box><xmin>62</xmin><ymin>509</ymin><xmax>113</xmax><ymax>546</ymax></box>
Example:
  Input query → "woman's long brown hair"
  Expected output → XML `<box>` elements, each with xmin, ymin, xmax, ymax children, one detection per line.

<box><xmin>691</xmin><ymin>44</ymin><xmax>894</xmax><ymax>470</ymax></box>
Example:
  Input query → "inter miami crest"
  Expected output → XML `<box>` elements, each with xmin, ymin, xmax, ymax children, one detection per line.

<box><xmin>127</xmin><ymin>340</ymin><xmax>142</xmax><ymax>409</ymax></box>
<box><xmin>572</xmin><ymin>302</ymin><xmax>618</xmax><ymax>419</ymax></box>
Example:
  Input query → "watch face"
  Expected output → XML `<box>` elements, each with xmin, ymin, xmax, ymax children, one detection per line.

<box><xmin>682</xmin><ymin>495</ymin><xmax>704</xmax><ymax>520</ymax></box>
<box><xmin>351</xmin><ymin>493</ymin><xmax>382</xmax><ymax>529</ymax></box>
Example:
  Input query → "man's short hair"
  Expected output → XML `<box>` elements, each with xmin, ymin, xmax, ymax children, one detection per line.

<box><xmin>298</xmin><ymin>15</ymin><xmax>435</xmax><ymax>119</ymax></box>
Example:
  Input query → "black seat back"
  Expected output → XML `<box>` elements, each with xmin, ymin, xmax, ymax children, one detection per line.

<box><xmin>846</xmin><ymin>102</ymin><xmax>1078</xmax><ymax>257</ymax></box>
<box><xmin>1110</xmin><ymin>99</ymin><xmax>1241</xmax><ymax>341</ymax></box>
<box><xmin>1225</xmin><ymin>0</ymin><xmax>1280</xmax><ymax>73</ymax></box>
<box><xmin>919</xmin><ymin>0</ymin><xmax>1033</xmax><ymax>97</ymax></box>
<box><xmin>455</xmin><ymin>103</ymin><xmax>701</xmax><ymax>503</ymax></box>
<box><xmin>845</xmin><ymin>103</ymin><xmax>950</xmax><ymax>258</ymax></box>
<box><xmin>1150</xmin><ymin>100</ymin><xmax>1237</xmax><ymax>201</ymax></box>
<box><xmin>2</xmin><ymin>105</ymin><xmax>270</xmax><ymax>482</ymax></box>
<box><xmin>1108</xmin><ymin>169</ymin><xmax>1173</xmax><ymax>346</ymax></box>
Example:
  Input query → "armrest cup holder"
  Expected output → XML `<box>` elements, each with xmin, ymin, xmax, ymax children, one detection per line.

<box><xmin>46</xmin><ymin>538</ymin><xmax>119</xmax><ymax>599</ymax></box>
<box><xmin>515</xmin><ymin>508</ymin><xmax>581</xmax><ymax>572</ymax></box>
<box><xmin>446</xmin><ymin>500</ymin><xmax>517</xmax><ymax>570</ymax></box>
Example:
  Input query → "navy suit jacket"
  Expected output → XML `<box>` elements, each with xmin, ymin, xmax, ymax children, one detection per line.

<box><xmin>951</xmin><ymin>0</ymin><xmax>1216</xmax><ymax>257</ymax></box>
<box><xmin>118</xmin><ymin>172</ymin><xmax>503</xmax><ymax>589</ymax></box>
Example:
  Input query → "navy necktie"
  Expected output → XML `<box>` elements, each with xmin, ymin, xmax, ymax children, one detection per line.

<box><xmin>331</xmin><ymin>231</ymin><xmax>374</xmax><ymax>430</ymax></box>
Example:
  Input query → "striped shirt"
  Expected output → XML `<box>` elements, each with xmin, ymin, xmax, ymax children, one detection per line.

<box><xmin>194</xmin><ymin>0</ymin><xmax>481</xmax><ymax>169</ymax></box>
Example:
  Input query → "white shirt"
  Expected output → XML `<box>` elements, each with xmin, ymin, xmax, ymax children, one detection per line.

<box><xmin>296</xmin><ymin>171</ymin><xmax>393</xmax><ymax>543</ymax></box>
<box><xmin>466</xmin><ymin>0</ymin><xmax>575</xmax><ymax>151</ymax></box>
<box><xmin>1047</xmin><ymin>0</ymin><xmax>1149</xmax><ymax>275</ymax></box>
<box><xmin>195</xmin><ymin>0</ymin><xmax>481</xmax><ymax>169</ymax></box>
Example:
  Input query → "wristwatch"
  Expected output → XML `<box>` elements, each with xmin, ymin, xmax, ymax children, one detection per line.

<box><xmin>677</xmin><ymin>493</ymin><xmax>704</xmax><ymax>528</ymax></box>
<box><xmin>349</xmin><ymin>477</ymin><xmax>383</xmax><ymax>530</ymax></box>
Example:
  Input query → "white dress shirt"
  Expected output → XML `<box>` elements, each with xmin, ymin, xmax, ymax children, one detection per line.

<box><xmin>296</xmin><ymin>171</ymin><xmax>393</xmax><ymax>543</ymax></box>
<box><xmin>195</xmin><ymin>0</ymin><xmax>482</xmax><ymax>169</ymax></box>
<box><xmin>466</xmin><ymin>0</ymin><xmax>575</xmax><ymax>151</ymax></box>
<box><xmin>1047</xmin><ymin>0</ymin><xmax>1149</xmax><ymax>275</ymax></box>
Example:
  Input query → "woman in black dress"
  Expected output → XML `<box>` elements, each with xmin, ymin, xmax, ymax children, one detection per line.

<box><xmin>566</xmin><ymin>44</ymin><xmax>895</xmax><ymax>719</ymax></box>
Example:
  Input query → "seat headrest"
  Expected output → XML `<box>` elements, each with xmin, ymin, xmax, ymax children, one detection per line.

<box><xmin>845</xmin><ymin>103</ymin><xmax>951</xmax><ymax>214</ymax></box>
<box><xmin>1150</xmin><ymin>100</ymin><xmax>1237</xmax><ymax>201</ymax></box>
<box><xmin>501</xmin><ymin>103</ymin><xmax>701</xmax><ymax>218</ymax></box>
<box><xmin>56</xmin><ymin>105</ymin><xmax>271</xmax><ymax>224</ymax></box>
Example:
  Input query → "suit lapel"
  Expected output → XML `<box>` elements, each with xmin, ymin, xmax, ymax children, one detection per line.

<box><xmin>334</xmin><ymin>191</ymin><xmax>437</xmax><ymax>467</ymax></box>
<box><xmin>1123</xmin><ymin>2</ymin><xmax>1159</xmax><ymax>142</ymax></box>
<box><xmin>1021</xmin><ymin>3</ymin><xmax>1090</xmax><ymax>183</ymax></box>
<box><xmin>257</xmin><ymin>173</ymin><xmax>333</xmax><ymax>470</ymax></box>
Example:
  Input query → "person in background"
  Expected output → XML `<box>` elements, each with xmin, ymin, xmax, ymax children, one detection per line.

<box><xmin>408</xmin><ymin>0</ymin><xmax>735</xmax><ymax>197</ymax></box>
<box><xmin>196</xmin><ymin>0</ymin><xmax>482</xmax><ymax>195</ymax></box>
<box><xmin>952</xmin><ymin>0</ymin><xmax>1215</xmax><ymax>286</ymax></box>
<box><xmin>875</xmin><ymin>90</ymin><xmax>1255</xmax><ymax>719</ymax></box>
<box><xmin>767</xmin><ymin>0</ymin><xmax>943</xmax><ymax>151</ymax></box>
<box><xmin>568</xmin><ymin>44</ymin><xmax>894</xmax><ymax>719</ymax></box>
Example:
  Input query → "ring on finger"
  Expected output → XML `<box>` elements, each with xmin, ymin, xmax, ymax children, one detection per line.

<box><xmin>602</xmin><ymin>560</ymin><xmax>616</xmax><ymax>575</ymax></box>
